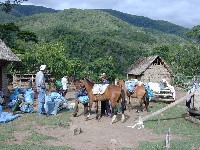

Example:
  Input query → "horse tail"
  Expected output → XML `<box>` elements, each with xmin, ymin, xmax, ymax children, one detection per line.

<box><xmin>121</xmin><ymin>89</ymin><xmax>126</xmax><ymax>114</ymax></box>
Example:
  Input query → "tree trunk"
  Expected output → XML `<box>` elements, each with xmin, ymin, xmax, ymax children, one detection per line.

<box><xmin>142</xmin><ymin>95</ymin><xmax>187</xmax><ymax>122</ymax></box>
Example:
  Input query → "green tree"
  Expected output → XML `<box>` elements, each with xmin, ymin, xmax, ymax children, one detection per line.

<box><xmin>186</xmin><ymin>25</ymin><xmax>200</xmax><ymax>41</ymax></box>
<box><xmin>88</xmin><ymin>56</ymin><xmax>116</xmax><ymax>82</ymax></box>
<box><xmin>0</xmin><ymin>0</ymin><xmax>27</xmax><ymax>13</ymax></box>
<box><xmin>0</xmin><ymin>22</ymin><xmax>38</xmax><ymax>51</ymax></box>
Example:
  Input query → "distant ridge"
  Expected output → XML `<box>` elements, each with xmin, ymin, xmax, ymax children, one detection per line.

<box><xmin>0</xmin><ymin>4</ymin><xmax>59</xmax><ymax>22</ymax></box>
<box><xmin>101</xmin><ymin>9</ymin><xmax>189</xmax><ymax>38</ymax></box>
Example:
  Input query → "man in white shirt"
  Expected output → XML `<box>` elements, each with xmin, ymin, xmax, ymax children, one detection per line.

<box><xmin>35</xmin><ymin>65</ymin><xmax>46</xmax><ymax>116</ymax></box>
<box><xmin>61</xmin><ymin>76</ymin><xmax>68</xmax><ymax>97</ymax></box>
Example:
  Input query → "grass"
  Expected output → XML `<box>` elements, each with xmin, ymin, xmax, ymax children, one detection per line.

<box><xmin>0</xmin><ymin>110</ymin><xmax>73</xmax><ymax>149</ymax></box>
<box><xmin>137</xmin><ymin>102</ymin><xmax>200</xmax><ymax>150</ymax></box>
<box><xmin>27</xmin><ymin>131</ymin><xmax>57</xmax><ymax>142</ymax></box>
<box><xmin>0</xmin><ymin>142</ymin><xmax>73</xmax><ymax>150</ymax></box>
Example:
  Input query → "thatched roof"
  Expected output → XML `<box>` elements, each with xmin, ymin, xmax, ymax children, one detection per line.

<box><xmin>126</xmin><ymin>55</ymin><xmax>173</xmax><ymax>75</ymax></box>
<box><xmin>0</xmin><ymin>39</ymin><xmax>20</xmax><ymax>62</ymax></box>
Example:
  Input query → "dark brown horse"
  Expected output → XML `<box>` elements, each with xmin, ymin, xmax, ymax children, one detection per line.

<box><xmin>115</xmin><ymin>78</ymin><xmax>150</xmax><ymax>112</ymax></box>
<box><xmin>80</xmin><ymin>78</ymin><xmax>126</xmax><ymax>124</ymax></box>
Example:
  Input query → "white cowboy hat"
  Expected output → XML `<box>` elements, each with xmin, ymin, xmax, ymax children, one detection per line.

<box><xmin>100</xmin><ymin>73</ymin><xmax>106</xmax><ymax>78</ymax></box>
<box><xmin>40</xmin><ymin>65</ymin><xmax>46</xmax><ymax>71</ymax></box>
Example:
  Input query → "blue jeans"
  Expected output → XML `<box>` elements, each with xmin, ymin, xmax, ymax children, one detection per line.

<box><xmin>37</xmin><ymin>87</ymin><xmax>46</xmax><ymax>115</ymax></box>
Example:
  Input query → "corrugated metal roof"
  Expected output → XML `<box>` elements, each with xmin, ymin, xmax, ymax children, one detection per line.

<box><xmin>0</xmin><ymin>39</ymin><xmax>20</xmax><ymax>62</ymax></box>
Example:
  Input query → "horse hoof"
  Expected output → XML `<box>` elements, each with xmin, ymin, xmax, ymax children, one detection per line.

<box><xmin>96</xmin><ymin>116</ymin><xmax>99</xmax><ymax>120</ymax></box>
<box><xmin>72</xmin><ymin>113</ymin><xmax>77</xmax><ymax>117</ymax></box>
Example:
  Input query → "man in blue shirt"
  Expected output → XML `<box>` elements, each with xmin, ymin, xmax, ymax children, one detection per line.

<box><xmin>35</xmin><ymin>65</ymin><xmax>46</xmax><ymax>116</ymax></box>
<box><xmin>100</xmin><ymin>73</ymin><xmax>111</xmax><ymax>117</ymax></box>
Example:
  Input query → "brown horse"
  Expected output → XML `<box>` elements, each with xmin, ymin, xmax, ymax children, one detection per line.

<box><xmin>115</xmin><ymin>78</ymin><xmax>150</xmax><ymax>112</ymax></box>
<box><xmin>80</xmin><ymin>78</ymin><xmax>126</xmax><ymax>124</ymax></box>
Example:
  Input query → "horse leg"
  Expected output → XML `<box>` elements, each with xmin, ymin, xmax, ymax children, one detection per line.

<box><xmin>128</xmin><ymin>96</ymin><xmax>131</xmax><ymax>112</ymax></box>
<box><xmin>121</xmin><ymin>90</ymin><xmax>126</xmax><ymax>123</ymax></box>
<box><xmin>144</xmin><ymin>94</ymin><xmax>150</xmax><ymax>112</ymax></box>
<box><xmin>136</xmin><ymin>99</ymin><xmax>143</xmax><ymax>113</ymax></box>
<box><xmin>110</xmin><ymin>103</ymin><xmax>117</xmax><ymax>124</ymax></box>
<box><xmin>85</xmin><ymin>101</ymin><xmax>92</xmax><ymax>121</ymax></box>
<box><xmin>95</xmin><ymin>102</ymin><xmax>101</xmax><ymax>120</ymax></box>
<box><xmin>83</xmin><ymin>103</ymin><xmax>88</xmax><ymax>116</ymax></box>
<box><xmin>72</xmin><ymin>100</ymin><xmax>79</xmax><ymax>117</ymax></box>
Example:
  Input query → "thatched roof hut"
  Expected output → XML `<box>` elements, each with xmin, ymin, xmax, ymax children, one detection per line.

<box><xmin>126</xmin><ymin>55</ymin><xmax>173</xmax><ymax>83</ymax></box>
<box><xmin>0</xmin><ymin>40</ymin><xmax>20</xmax><ymax>62</ymax></box>
<box><xmin>0</xmin><ymin>39</ymin><xmax>20</xmax><ymax>96</ymax></box>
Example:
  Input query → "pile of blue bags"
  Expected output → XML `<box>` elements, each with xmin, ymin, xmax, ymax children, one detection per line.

<box><xmin>45</xmin><ymin>92</ymin><xmax>68</xmax><ymax>115</ymax></box>
<box><xmin>8</xmin><ymin>88</ymin><xmax>34</xmax><ymax>113</ymax></box>
<box><xmin>0</xmin><ymin>91</ymin><xmax>21</xmax><ymax>123</ymax></box>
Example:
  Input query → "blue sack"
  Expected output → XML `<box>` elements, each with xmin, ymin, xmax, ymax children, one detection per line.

<box><xmin>0</xmin><ymin>105</ymin><xmax>2</xmax><ymax>114</ymax></box>
<box><xmin>145</xmin><ymin>84</ymin><xmax>154</xmax><ymax>100</ymax></box>
<box><xmin>125</xmin><ymin>81</ymin><xmax>136</xmax><ymax>93</ymax></box>
<box><xmin>78</xmin><ymin>96</ymin><xmax>89</xmax><ymax>104</ymax></box>
<box><xmin>24</xmin><ymin>89</ymin><xmax>34</xmax><ymax>103</ymax></box>
<box><xmin>0</xmin><ymin>112</ymin><xmax>21</xmax><ymax>123</ymax></box>
<box><xmin>9</xmin><ymin>88</ymin><xmax>19</xmax><ymax>101</ymax></box>
<box><xmin>20</xmin><ymin>104</ymin><xmax>34</xmax><ymax>113</ymax></box>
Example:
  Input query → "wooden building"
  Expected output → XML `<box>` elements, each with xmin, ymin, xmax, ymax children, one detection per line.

<box><xmin>126</xmin><ymin>55</ymin><xmax>173</xmax><ymax>83</ymax></box>
<box><xmin>0</xmin><ymin>39</ymin><xmax>20</xmax><ymax>96</ymax></box>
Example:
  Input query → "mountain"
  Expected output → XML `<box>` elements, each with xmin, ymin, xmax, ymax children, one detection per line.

<box><xmin>0</xmin><ymin>4</ymin><xmax>59</xmax><ymax>23</ymax></box>
<box><xmin>1</xmin><ymin>5</ymin><xmax>188</xmax><ymax>38</ymax></box>
<box><xmin>14</xmin><ymin>8</ymin><xmax>191</xmax><ymax>74</ymax></box>
<box><xmin>0</xmin><ymin>5</ymin><xmax>197</xmax><ymax>78</ymax></box>
<box><xmin>101</xmin><ymin>9</ymin><xmax>189</xmax><ymax>38</ymax></box>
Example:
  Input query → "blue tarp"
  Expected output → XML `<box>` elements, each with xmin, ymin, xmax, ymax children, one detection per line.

<box><xmin>144</xmin><ymin>84</ymin><xmax>154</xmax><ymax>101</ymax></box>
<box><xmin>125</xmin><ymin>81</ymin><xmax>136</xmax><ymax>93</ymax></box>
<box><xmin>0</xmin><ymin>111</ymin><xmax>21</xmax><ymax>123</ymax></box>
<box><xmin>20</xmin><ymin>104</ymin><xmax>34</xmax><ymax>113</ymax></box>
<box><xmin>24</xmin><ymin>89</ymin><xmax>34</xmax><ymax>103</ymax></box>
<box><xmin>9</xmin><ymin>88</ymin><xmax>20</xmax><ymax>101</ymax></box>
<box><xmin>45</xmin><ymin>92</ymin><xmax>67</xmax><ymax>115</ymax></box>
<box><xmin>77</xmin><ymin>95</ymin><xmax>89</xmax><ymax>104</ymax></box>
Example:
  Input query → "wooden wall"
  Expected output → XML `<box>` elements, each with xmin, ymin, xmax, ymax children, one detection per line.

<box><xmin>0</xmin><ymin>61</ymin><xmax>9</xmax><ymax>96</ymax></box>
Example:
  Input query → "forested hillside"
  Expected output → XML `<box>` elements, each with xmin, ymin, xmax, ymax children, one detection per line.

<box><xmin>0</xmin><ymin>6</ymin><xmax>199</xmax><ymax>82</ymax></box>
<box><xmin>0</xmin><ymin>4</ymin><xmax>59</xmax><ymax>23</ymax></box>
<box><xmin>101</xmin><ymin>9</ymin><xmax>189</xmax><ymax>39</ymax></box>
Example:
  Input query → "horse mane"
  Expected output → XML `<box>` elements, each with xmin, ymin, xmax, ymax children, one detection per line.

<box><xmin>84</xmin><ymin>78</ymin><xmax>95</xmax><ymax>86</ymax></box>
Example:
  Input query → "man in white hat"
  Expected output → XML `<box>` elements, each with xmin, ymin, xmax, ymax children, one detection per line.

<box><xmin>35</xmin><ymin>65</ymin><xmax>46</xmax><ymax>116</ymax></box>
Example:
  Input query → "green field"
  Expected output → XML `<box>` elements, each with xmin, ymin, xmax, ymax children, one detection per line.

<box><xmin>138</xmin><ymin>103</ymin><xmax>200</xmax><ymax>150</ymax></box>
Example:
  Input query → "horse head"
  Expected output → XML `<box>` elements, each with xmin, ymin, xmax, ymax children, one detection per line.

<box><xmin>80</xmin><ymin>78</ymin><xmax>94</xmax><ymax>90</ymax></box>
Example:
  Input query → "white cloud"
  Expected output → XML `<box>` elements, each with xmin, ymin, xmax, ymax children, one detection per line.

<box><xmin>10</xmin><ymin>0</ymin><xmax>200</xmax><ymax>28</ymax></box>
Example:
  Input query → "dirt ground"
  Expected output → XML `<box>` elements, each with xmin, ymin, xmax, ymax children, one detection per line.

<box><xmin>43</xmin><ymin>88</ymin><xmax>186</xmax><ymax>150</ymax></box>
<box><xmin>8</xmin><ymin>87</ymin><xmax>187</xmax><ymax>150</ymax></box>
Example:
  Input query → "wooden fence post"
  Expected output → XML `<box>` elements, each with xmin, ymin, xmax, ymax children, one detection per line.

<box><xmin>166</xmin><ymin>127</ymin><xmax>170</xmax><ymax>149</ymax></box>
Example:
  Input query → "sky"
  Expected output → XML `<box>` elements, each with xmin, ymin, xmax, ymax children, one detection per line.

<box><xmin>3</xmin><ymin>0</ymin><xmax>200</xmax><ymax>28</ymax></box>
